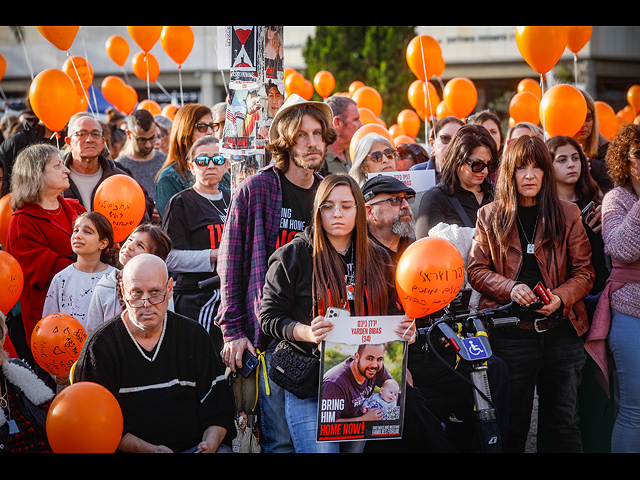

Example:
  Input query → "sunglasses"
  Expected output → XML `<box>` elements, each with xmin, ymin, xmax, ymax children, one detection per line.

<box><xmin>194</xmin><ymin>155</ymin><xmax>226</xmax><ymax>167</ymax></box>
<box><xmin>465</xmin><ymin>158</ymin><xmax>498</xmax><ymax>173</ymax></box>
<box><xmin>396</xmin><ymin>143</ymin><xmax>425</xmax><ymax>158</ymax></box>
<box><xmin>368</xmin><ymin>194</ymin><xmax>415</xmax><ymax>207</ymax></box>
<box><xmin>366</xmin><ymin>148</ymin><xmax>396</xmax><ymax>163</ymax></box>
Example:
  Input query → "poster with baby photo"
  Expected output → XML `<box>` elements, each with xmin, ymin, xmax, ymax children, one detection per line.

<box><xmin>317</xmin><ymin>314</ymin><xmax>408</xmax><ymax>443</ymax></box>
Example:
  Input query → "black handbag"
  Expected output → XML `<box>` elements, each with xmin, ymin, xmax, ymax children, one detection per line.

<box><xmin>268</xmin><ymin>341</ymin><xmax>319</xmax><ymax>399</ymax></box>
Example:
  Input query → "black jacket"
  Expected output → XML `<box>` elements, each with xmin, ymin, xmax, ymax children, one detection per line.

<box><xmin>61</xmin><ymin>152</ymin><xmax>155</xmax><ymax>219</ymax></box>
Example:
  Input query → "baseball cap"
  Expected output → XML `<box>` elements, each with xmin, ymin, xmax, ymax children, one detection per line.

<box><xmin>268</xmin><ymin>93</ymin><xmax>334</xmax><ymax>143</ymax></box>
<box><xmin>362</xmin><ymin>175</ymin><xmax>416</xmax><ymax>202</ymax></box>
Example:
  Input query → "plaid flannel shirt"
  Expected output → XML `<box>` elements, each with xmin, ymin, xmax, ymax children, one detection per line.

<box><xmin>215</xmin><ymin>165</ymin><xmax>283</xmax><ymax>349</ymax></box>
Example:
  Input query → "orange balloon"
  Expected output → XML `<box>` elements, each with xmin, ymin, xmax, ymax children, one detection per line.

<box><xmin>284</xmin><ymin>67</ymin><xmax>297</xmax><ymax>81</ymax></box>
<box><xmin>566</xmin><ymin>26</ymin><xmax>592</xmax><ymax>54</ymax></box>
<box><xmin>119</xmin><ymin>85</ymin><xmax>138</xmax><ymax>116</ymax></box>
<box><xmin>389</xmin><ymin>124</ymin><xmax>406</xmax><ymax>139</ymax></box>
<box><xmin>62</xmin><ymin>56</ymin><xmax>94</xmax><ymax>91</ymax></box>
<box><xmin>0</xmin><ymin>194</ymin><xmax>13</xmax><ymax>249</ymax></box>
<box><xmin>0</xmin><ymin>250</ymin><xmax>23</xmax><ymax>315</ymax></box>
<box><xmin>397</xmin><ymin>109</ymin><xmax>422</xmax><ymax>139</ymax></box>
<box><xmin>349</xmin><ymin>123</ymin><xmax>394</xmax><ymax>161</ymax></box>
<box><xmin>31</xmin><ymin>313</ymin><xmax>86</xmax><ymax>377</ymax></box>
<box><xmin>161</xmin><ymin>26</ymin><xmax>195</xmax><ymax>67</ymax></box>
<box><xmin>105</xmin><ymin>35</ymin><xmax>129</xmax><ymax>67</ymax></box>
<box><xmin>0</xmin><ymin>54</ymin><xmax>6</xmax><ymax>83</ymax></box>
<box><xmin>37</xmin><ymin>26</ymin><xmax>78</xmax><ymax>51</ymax></box>
<box><xmin>408</xmin><ymin>80</ymin><xmax>439</xmax><ymax>122</ymax></box>
<box><xmin>595</xmin><ymin>101</ymin><xmax>618</xmax><ymax>141</ymax></box>
<box><xmin>517</xmin><ymin>78</ymin><xmax>542</xmax><ymax>100</ymax></box>
<box><xmin>436</xmin><ymin>100</ymin><xmax>454</xmax><ymax>119</ymax></box>
<box><xmin>618</xmin><ymin>105</ymin><xmax>636</xmax><ymax>124</ymax></box>
<box><xmin>301</xmin><ymin>79</ymin><xmax>314</xmax><ymax>100</ymax></box>
<box><xmin>358</xmin><ymin>107</ymin><xmax>380</xmax><ymax>126</ymax></box>
<box><xmin>161</xmin><ymin>104</ymin><xmax>180</xmax><ymax>120</ymax></box>
<box><xmin>93</xmin><ymin>174</ymin><xmax>146</xmax><ymax>243</ymax></box>
<box><xmin>539</xmin><ymin>84</ymin><xmax>587</xmax><ymax>137</ymax></box>
<box><xmin>393</xmin><ymin>134</ymin><xmax>416</xmax><ymax>147</ymax></box>
<box><xmin>101</xmin><ymin>76</ymin><xmax>127</xmax><ymax>110</ymax></box>
<box><xmin>285</xmin><ymin>71</ymin><xmax>306</xmax><ymax>97</ymax></box>
<box><xmin>127</xmin><ymin>26</ymin><xmax>162</xmax><ymax>52</ymax></box>
<box><xmin>29</xmin><ymin>68</ymin><xmax>77</xmax><ymax>133</ymax></box>
<box><xmin>132</xmin><ymin>51</ymin><xmax>160</xmax><ymax>83</ymax></box>
<box><xmin>516</xmin><ymin>26</ymin><xmax>568</xmax><ymax>75</ymax></box>
<box><xmin>352</xmin><ymin>86</ymin><xmax>383</xmax><ymax>117</ymax></box>
<box><xmin>443</xmin><ymin>77</ymin><xmax>478</xmax><ymax>119</ymax></box>
<box><xmin>509</xmin><ymin>91</ymin><xmax>540</xmax><ymax>125</ymax></box>
<box><xmin>406</xmin><ymin>35</ymin><xmax>443</xmax><ymax>82</ymax></box>
<box><xmin>396</xmin><ymin>237</ymin><xmax>465</xmax><ymax>318</ymax></box>
<box><xmin>349</xmin><ymin>81</ymin><xmax>365</xmax><ymax>95</ymax></box>
<box><xmin>72</xmin><ymin>87</ymin><xmax>89</xmax><ymax>115</ymax></box>
<box><xmin>137</xmin><ymin>99</ymin><xmax>161</xmax><ymax>115</ymax></box>
<box><xmin>313</xmin><ymin>70</ymin><xmax>335</xmax><ymax>99</ymax></box>
<box><xmin>46</xmin><ymin>382</ymin><xmax>123</xmax><ymax>453</ymax></box>
<box><xmin>627</xmin><ymin>85</ymin><xmax>640</xmax><ymax>114</ymax></box>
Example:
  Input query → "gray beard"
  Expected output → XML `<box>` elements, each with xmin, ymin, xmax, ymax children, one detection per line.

<box><xmin>391</xmin><ymin>214</ymin><xmax>415</xmax><ymax>238</ymax></box>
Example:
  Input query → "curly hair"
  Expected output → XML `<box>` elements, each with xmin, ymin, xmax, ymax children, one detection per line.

<box><xmin>606</xmin><ymin>123</ymin><xmax>640</xmax><ymax>187</ymax></box>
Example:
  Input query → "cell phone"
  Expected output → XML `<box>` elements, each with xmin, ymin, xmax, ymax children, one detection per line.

<box><xmin>326</xmin><ymin>307</ymin><xmax>350</xmax><ymax>319</ymax></box>
<box><xmin>580</xmin><ymin>201</ymin><xmax>596</xmax><ymax>223</ymax></box>
<box><xmin>238</xmin><ymin>349</ymin><xmax>259</xmax><ymax>378</ymax></box>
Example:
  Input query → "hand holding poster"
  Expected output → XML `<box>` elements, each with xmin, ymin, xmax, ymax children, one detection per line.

<box><xmin>317</xmin><ymin>315</ymin><xmax>408</xmax><ymax>443</ymax></box>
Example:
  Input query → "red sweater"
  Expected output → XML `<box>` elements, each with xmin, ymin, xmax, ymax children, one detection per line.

<box><xmin>6</xmin><ymin>198</ymin><xmax>85</xmax><ymax>344</ymax></box>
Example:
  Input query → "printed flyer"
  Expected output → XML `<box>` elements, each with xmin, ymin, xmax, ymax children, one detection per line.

<box><xmin>317</xmin><ymin>315</ymin><xmax>408</xmax><ymax>443</ymax></box>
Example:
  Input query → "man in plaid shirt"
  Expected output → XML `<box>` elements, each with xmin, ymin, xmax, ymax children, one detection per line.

<box><xmin>216</xmin><ymin>94</ymin><xmax>337</xmax><ymax>452</ymax></box>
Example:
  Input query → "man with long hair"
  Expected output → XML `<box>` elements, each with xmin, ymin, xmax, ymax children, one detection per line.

<box><xmin>215</xmin><ymin>93</ymin><xmax>336</xmax><ymax>453</ymax></box>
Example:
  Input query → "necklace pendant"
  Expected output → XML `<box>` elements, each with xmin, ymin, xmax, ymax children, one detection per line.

<box><xmin>527</xmin><ymin>243</ymin><xmax>535</xmax><ymax>254</ymax></box>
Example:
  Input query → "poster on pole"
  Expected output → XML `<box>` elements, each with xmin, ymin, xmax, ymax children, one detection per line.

<box><xmin>317</xmin><ymin>315</ymin><xmax>408</xmax><ymax>443</ymax></box>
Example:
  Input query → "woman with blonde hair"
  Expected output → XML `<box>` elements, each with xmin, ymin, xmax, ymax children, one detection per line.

<box><xmin>6</xmin><ymin>144</ymin><xmax>85</xmax><ymax>363</ymax></box>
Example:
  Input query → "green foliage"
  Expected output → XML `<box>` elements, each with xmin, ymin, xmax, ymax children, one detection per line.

<box><xmin>302</xmin><ymin>26</ymin><xmax>419</xmax><ymax>127</ymax></box>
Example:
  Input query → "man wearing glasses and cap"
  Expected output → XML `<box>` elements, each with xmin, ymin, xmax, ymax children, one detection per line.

<box><xmin>215</xmin><ymin>93</ymin><xmax>336</xmax><ymax>453</ymax></box>
<box><xmin>362</xmin><ymin>175</ymin><xmax>416</xmax><ymax>265</ymax></box>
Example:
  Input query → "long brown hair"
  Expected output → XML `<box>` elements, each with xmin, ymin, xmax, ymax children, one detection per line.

<box><xmin>311</xmin><ymin>174</ymin><xmax>390</xmax><ymax>317</ymax></box>
<box><xmin>546</xmin><ymin>135</ymin><xmax>602</xmax><ymax>208</ymax></box>
<box><xmin>492</xmin><ymin>135</ymin><xmax>565</xmax><ymax>253</ymax></box>
<box><xmin>155</xmin><ymin>103</ymin><xmax>212</xmax><ymax>181</ymax></box>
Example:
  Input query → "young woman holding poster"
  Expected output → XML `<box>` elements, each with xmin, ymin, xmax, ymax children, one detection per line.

<box><xmin>258</xmin><ymin>173</ymin><xmax>416</xmax><ymax>453</ymax></box>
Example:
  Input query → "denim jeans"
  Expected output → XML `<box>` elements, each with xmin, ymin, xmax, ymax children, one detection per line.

<box><xmin>608</xmin><ymin>309</ymin><xmax>640</xmax><ymax>453</ymax></box>
<box><xmin>489</xmin><ymin>321</ymin><xmax>586</xmax><ymax>453</ymax></box>
<box><xmin>283</xmin><ymin>390</ymin><xmax>366</xmax><ymax>453</ymax></box>
<box><xmin>258</xmin><ymin>346</ymin><xmax>365</xmax><ymax>453</ymax></box>
<box><xmin>258</xmin><ymin>347</ymin><xmax>295</xmax><ymax>453</ymax></box>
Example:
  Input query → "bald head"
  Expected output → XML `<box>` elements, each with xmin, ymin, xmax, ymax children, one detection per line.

<box><xmin>122</xmin><ymin>253</ymin><xmax>168</xmax><ymax>285</ymax></box>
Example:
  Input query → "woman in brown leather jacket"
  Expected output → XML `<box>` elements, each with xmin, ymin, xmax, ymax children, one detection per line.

<box><xmin>468</xmin><ymin>135</ymin><xmax>594</xmax><ymax>453</ymax></box>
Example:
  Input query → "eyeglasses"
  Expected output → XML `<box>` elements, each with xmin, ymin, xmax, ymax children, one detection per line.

<box><xmin>319</xmin><ymin>201</ymin><xmax>357</xmax><ymax>215</ymax></box>
<box><xmin>465</xmin><ymin>158</ymin><xmax>498</xmax><ymax>173</ymax></box>
<box><xmin>396</xmin><ymin>144</ymin><xmax>425</xmax><ymax>159</ymax></box>
<box><xmin>122</xmin><ymin>281</ymin><xmax>169</xmax><ymax>308</ymax></box>
<box><xmin>133</xmin><ymin>134</ymin><xmax>156</xmax><ymax>145</ymax></box>
<box><xmin>366</xmin><ymin>148</ymin><xmax>396</xmax><ymax>163</ymax></box>
<box><xmin>71</xmin><ymin>130</ymin><xmax>103</xmax><ymax>140</ymax></box>
<box><xmin>195</xmin><ymin>122</ymin><xmax>222</xmax><ymax>133</ymax></box>
<box><xmin>629</xmin><ymin>149</ymin><xmax>640</xmax><ymax>160</ymax></box>
<box><xmin>194</xmin><ymin>155</ymin><xmax>226</xmax><ymax>167</ymax></box>
<box><xmin>368</xmin><ymin>194</ymin><xmax>415</xmax><ymax>207</ymax></box>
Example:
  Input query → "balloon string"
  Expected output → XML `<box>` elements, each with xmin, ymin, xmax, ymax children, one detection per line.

<box><xmin>574</xmin><ymin>54</ymin><xmax>579</xmax><ymax>85</ymax></box>
<box><xmin>418</xmin><ymin>37</ymin><xmax>433</xmax><ymax>142</ymax></box>
<box><xmin>178</xmin><ymin>67</ymin><xmax>184</xmax><ymax>107</ymax></box>
<box><xmin>67</xmin><ymin>52</ymin><xmax>95</xmax><ymax>117</ymax></box>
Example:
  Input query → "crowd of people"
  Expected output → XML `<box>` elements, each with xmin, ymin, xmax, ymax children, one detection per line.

<box><xmin>0</xmin><ymin>83</ymin><xmax>639</xmax><ymax>454</ymax></box>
